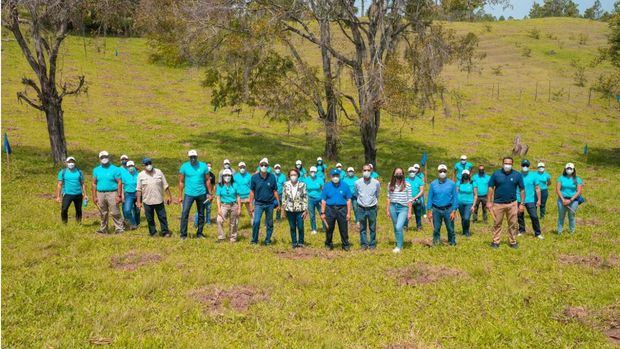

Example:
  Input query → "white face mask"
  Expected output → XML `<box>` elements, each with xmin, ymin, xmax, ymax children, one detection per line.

<box><xmin>224</xmin><ymin>164</ymin><xmax>230</xmax><ymax>169</ymax></box>
<box><xmin>460</xmin><ymin>160</ymin><xmax>466</xmax><ymax>164</ymax></box>
<box><xmin>145</xmin><ymin>164</ymin><xmax>153</xmax><ymax>171</ymax></box>
<box><xmin>223</xmin><ymin>175</ymin><xmax>231</xmax><ymax>183</ymax></box>
<box><xmin>362</xmin><ymin>171</ymin><xmax>371</xmax><ymax>179</ymax></box>
<box><xmin>129</xmin><ymin>167</ymin><xmax>136</xmax><ymax>173</ymax></box>
<box><xmin>100</xmin><ymin>158</ymin><xmax>109</xmax><ymax>165</ymax></box>
<box><xmin>290</xmin><ymin>175</ymin><xmax>298</xmax><ymax>182</ymax></box>
<box><xmin>260</xmin><ymin>165</ymin><xmax>268</xmax><ymax>173</ymax></box>
<box><xmin>239</xmin><ymin>168</ymin><xmax>246</xmax><ymax>174</ymax></box>
<box><xmin>332</xmin><ymin>177</ymin><xmax>340</xmax><ymax>184</ymax></box>
<box><xmin>503</xmin><ymin>164</ymin><xmax>512</xmax><ymax>172</ymax></box>
<box><xmin>347</xmin><ymin>172</ymin><xmax>354</xmax><ymax>177</ymax></box>
<box><xmin>67</xmin><ymin>162</ymin><xmax>76</xmax><ymax>169</ymax></box>
<box><xmin>408</xmin><ymin>172</ymin><xmax>415</xmax><ymax>178</ymax></box>
<box><xmin>522</xmin><ymin>166</ymin><xmax>529</xmax><ymax>172</ymax></box>
<box><xmin>275</xmin><ymin>169</ymin><xmax>281</xmax><ymax>174</ymax></box>
<box><xmin>296</xmin><ymin>164</ymin><xmax>302</xmax><ymax>169</ymax></box>
<box><xmin>538</xmin><ymin>167</ymin><xmax>545</xmax><ymax>173</ymax></box>
<box><xmin>566</xmin><ymin>169</ymin><xmax>574</xmax><ymax>175</ymax></box>
<box><xmin>310</xmin><ymin>172</ymin><xmax>316</xmax><ymax>178</ymax></box>
<box><xmin>438</xmin><ymin>172</ymin><xmax>447</xmax><ymax>179</ymax></box>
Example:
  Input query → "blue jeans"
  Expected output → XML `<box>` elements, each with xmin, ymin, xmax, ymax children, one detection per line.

<box><xmin>404</xmin><ymin>198</ymin><xmax>424</xmax><ymax>229</ymax></box>
<box><xmin>308</xmin><ymin>197</ymin><xmax>325</xmax><ymax>232</ymax></box>
<box><xmin>432</xmin><ymin>206</ymin><xmax>456</xmax><ymax>245</ymax></box>
<box><xmin>358</xmin><ymin>205</ymin><xmax>377</xmax><ymax>247</ymax></box>
<box><xmin>180</xmin><ymin>194</ymin><xmax>206</xmax><ymax>238</ymax></box>
<box><xmin>286</xmin><ymin>211</ymin><xmax>304</xmax><ymax>246</ymax></box>
<box><xmin>122</xmin><ymin>192</ymin><xmax>140</xmax><ymax>226</ymax></box>
<box><xmin>351</xmin><ymin>197</ymin><xmax>360</xmax><ymax>223</ymax></box>
<box><xmin>194</xmin><ymin>199</ymin><xmax>212</xmax><ymax>227</ymax></box>
<box><xmin>389</xmin><ymin>203</ymin><xmax>409</xmax><ymax>249</ymax></box>
<box><xmin>252</xmin><ymin>202</ymin><xmax>274</xmax><ymax>244</ymax></box>
<box><xmin>539</xmin><ymin>189</ymin><xmax>549</xmax><ymax>218</ymax></box>
<box><xmin>458</xmin><ymin>203</ymin><xmax>472</xmax><ymax>236</ymax></box>
<box><xmin>557</xmin><ymin>198</ymin><xmax>578</xmax><ymax>233</ymax></box>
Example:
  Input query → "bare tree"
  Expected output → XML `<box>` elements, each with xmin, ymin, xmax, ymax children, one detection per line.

<box><xmin>2</xmin><ymin>0</ymin><xmax>87</xmax><ymax>164</ymax></box>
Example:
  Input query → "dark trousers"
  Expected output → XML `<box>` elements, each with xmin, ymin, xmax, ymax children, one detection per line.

<box><xmin>325</xmin><ymin>205</ymin><xmax>349</xmax><ymax>249</ymax></box>
<box><xmin>61</xmin><ymin>194</ymin><xmax>83</xmax><ymax>223</ymax></box>
<box><xmin>518</xmin><ymin>202</ymin><xmax>541</xmax><ymax>236</ymax></box>
<box><xmin>252</xmin><ymin>202</ymin><xmax>274</xmax><ymax>244</ymax></box>
<box><xmin>358</xmin><ymin>205</ymin><xmax>378</xmax><ymax>247</ymax></box>
<box><xmin>180</xmin><ymin>194</ymin><xmax>206</xmax><ymax>238</ymax></box>
<box><xmin>432</xmin><ymin>206</ymin><xmax>456</xmax><ymax>245</ymax></box>
<box><xmin>473</xmin><ymin>196</ymin><xmax>488</xmax><ymax>222</ymax></box>
<box><xmin>539</xmin><ymin>189</ymin><xmax>549</xmax><ymax>218</ymax></box>
<box><xmin>458</xmin><ymin>203</ymin><xmax>472</xmax><ymax>236</ymax></box>
<box><xmin>144</xmin><ymin>203</ymin><xmax>170</xmax><ymax>236</ymax></box>
<box><xmin>404</xmin><ymin>199</ymin><xmax>423</xmax><ymax>229</ymax></box>
<box><xmin>286</xmin><ymin>211</ymin><xmax>304</xmax><ymax>246</ymax></box>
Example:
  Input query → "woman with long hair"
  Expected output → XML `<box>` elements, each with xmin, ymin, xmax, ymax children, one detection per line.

<box><xmin>386</xmin><ymin>167</ymin><xmax>413</xmax><ymax>253</ymax></box>
<box><xmin>556</xmin><ymin>163</ymin><xmax>584</xmax><ymax>234</ymax></box>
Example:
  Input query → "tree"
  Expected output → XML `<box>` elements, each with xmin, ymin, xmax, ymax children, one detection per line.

<box><xmin>583</xmin><ymin>0</ymin><xmax>602</xmax><ymax>20</ymax></box>
<box><xmin>608</xmin><ymin>12</ymin><xmax>620</xmax><ymax>67</ymax></box>
<box><xmin>528</xmin><ymin>0</ymin><xmax>580</xmax><ymax>18</ymax></box>
<box><xmin>2</xmin><ymin>0</ymin><xmax>87</xmax><ymax>164</ymax></box>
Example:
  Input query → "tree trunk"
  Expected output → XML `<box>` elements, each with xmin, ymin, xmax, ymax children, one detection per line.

<box><xmin>360</xmin><ymin>107</ymin><xmax>379</xmax><ymax>166</ymax></box>
<box><xmin>319</xmin><ymin>18</ymin><xmax>339</xmax><ymax>161</ymax></box>
<box><xmin>45</xmin><ymin>97</ymin><xmax>67</xmax><ymax>164</ymax></box>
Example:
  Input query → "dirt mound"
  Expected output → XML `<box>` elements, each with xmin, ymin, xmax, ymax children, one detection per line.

<box><xmin>559</xmin><ymin>306</ymin><xmax>590</xmax><ymax>323</ymax></box>
<box><xmin>558</xmin><ymin>254</ymin><xmax>618</xmax><ymax>269</ymax></box>
<box><xmin>274</xmin><ymin>248</ymin><xmax>341</xmax><ymax>260</ymax></box>
<box><xmin>410</xmin><ymin>237</ymin><xmax>434</xmax><ymax>247</ymax></box>
<box><xmin>575</xmin><ymin>217</ymin><xmax>603</xmax><ymax>227</ymax></box>
<box><xmin>189</xmin><ymin>285</ymin><xmax>269</xmax><ymax>314</ymax></box>
<box><xmin>555</xmin><ymin>304</ymin><xmax>620</xmax><ymax>343</ymax></box>
<box><xmin>36</xmin><ymin>193</ymin><xmax>55</xmax><ymax>199</ymax></box>
<box><xmin>390</xmin><ymin>263</ymin><xmax>467</xmax><ymax>286</ymax></box>
<box><xmin>110</xmin><ymin>251</ymin><xmax>163</xmax><ymax>271</ymax></box>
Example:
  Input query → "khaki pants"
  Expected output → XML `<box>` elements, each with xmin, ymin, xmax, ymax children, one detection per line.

<box><xmin>239</xmin><ymin>198</ymin><xmax>252</xmax><ymax>218</ymax></box>
<box><xmin>217</xmin><ymin>203</ymin><xmax>239</xmax><ymax>241</ymax></box>
<box><xmin>97</xmin><ymin>191</ymin><xmax>124</xmax><ymax>233</ymax></box>
<box><xmin>492</xmin><ymin>201</ymin><xmax>518</xmax><ymax>245</ymax></box>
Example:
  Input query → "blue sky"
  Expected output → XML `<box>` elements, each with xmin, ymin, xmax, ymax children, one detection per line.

<box><xmin>485</xmin><ymin>0</ymin><xmax>617</xmax><ymax>19</ymax></box>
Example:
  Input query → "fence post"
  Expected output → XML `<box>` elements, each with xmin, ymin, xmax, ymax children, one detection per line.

<box><xmin>535</xmin><ymin>82</ymin><xmax>538</xmax><ymax>101</ymax></box>
<box><xmin>548</xmin><ymin>80</ymin><xmax>551</xmax><ymax>102</ymax></box>
<box><xmin>588</xmin><ymin>88</ymin><xmax>592</xmax><ymax>106</ymax></box>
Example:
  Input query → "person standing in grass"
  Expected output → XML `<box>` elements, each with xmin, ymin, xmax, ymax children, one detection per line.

<box><xmin>119</xmin><ymin>154</ymin><xmax>129</xmax><ymax>172</ymax></box>
<box><xmin>517</xmin><ymin>160</ymin><xmax>543</xmax><ymax>239</ymax></box>
<box><xmin>274</xmin><ymin>164</ymin><xmax>287</xmax><ymax>222</ymax></box>
<box><xmin>321</xmin><ymin>169</ymin><xmax>353</xmax><ymax>250</ymax></box>
<box><xmin>453</xmin><ymin>154</ymin><xmax>473</xmax><ymax>182</ymax></box>
<box><xmin>249</xmin><ymin>158</ymin><xmax>280</xmax><ymax>245</ymax></box>
<box><xmin>486</xmin><ymin>157</ymin><xmax>525</xmax><ymax>249</ymax></box>
<box><xmin>178</xmin><ymin>149</ymin><xmax>210</xmax><ymax>239</ymax></box>
<box><xmin>217</xmin><ymin>159</ymin><xmax>235</xmax><ymax>182</ymax></box>
<box><xmin>556</xmin><ymin>163</ymin><xmax>584</xmax><ymax>234</ymax></box>
<box><xmin>536</xmin><ymin>162</ymin><xmax>552</xmax><ymax>219</ymax></box>
<box><xmin>472</xmin><ymin>164</ymin><xmax>491</xmax><ymax>223</ymax></box>
<box><xmin>215</xmin><ymin>169</ymin><xmax>241</xmax><ymax>242</ymax></box>
<box><xmin>386</xmin><ymin>167</ymin><xmax>413</xmax><ymax>253</ymax></box>
<box><xmin>426</xmin><ymin>164</ymin><xmax>458</xmax><ymax>246</ymax></box>
<box><xmin>121</xmin><ymin>160</ymin><xmax>141</xmax><ymax>230</ymax></box>
<box><xmin>56</xmin><ymin>156</ymin><xmax>87</xmax><ymax>224</ymax></box>
<box><xmin>342</xmin><ymin>167</ymin><xmax>359</xmax><ymax>225</ymax></box>
<box><xmin>92</xmin><ymin>151</ymin><xmax>124</xmax><ymax>234</ymax></box>
<box><xmin>405</xmin><ymin>165</ymin><xmax>425</xmax><ymax>231</ymax></box>
<box><xmin>369</xmin><ymin>163</ymin><xmax>380</xmax><ymax>181</ymax></box>
<box><xmin>355</xmin><ymin>164</ymin><xmax>381</xmax><ymax>250</ymax></box>
<box><xmin>315</xmin><ymin>157</ymin><xmax>327</xmax><ymax>182</ymax></box>
<box><xmin>456</xmin><ymin>169</ymin><xmax>477</xmax><ymax>237</ymax></box>
<box><xmin>281</xmin><ymin>168</ymin><xmax>308</xmax><ymax>248</ymax></box>
<box><xmin>304</xmin><ymin>166</ymin><xmax>326</xmax><ymax>235</ymax></box>
<box><xmin>234</xmin><ymin>162</ymin><xmax>253</xmax><ymax>222</ymax></box>
<box><xmin>294</xmin><ymin>160</ymin><xmax>307</xmax><ymax>178</ymax></box>
<box><xmin>136</xmin><ymin>158</ymin><xmax>172</xmax><ymax>237</ymax></box>
<box><xmin>255</xmin><ymin>158</ymin><xmax>273</xmax><ymax>174</ymax></box>
<box><xmin>194</xmin><ymin>162</ymin><xmax>216</xmax><ymax>228</ymax></box>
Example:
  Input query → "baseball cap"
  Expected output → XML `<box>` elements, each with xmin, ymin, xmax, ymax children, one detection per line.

<box><xmin>462</xmin><ymin>169</ymin><xmax>470</xmax><ymax>175</ymax></box>
<box><xmin>98</xmin><ymin>151</ymin><xmax>109</xmax><ymax>158</ymax></box>
<box><xmin>408</xmin><ymin>166</ymin><xmax>415</xmax><ymax>172</ymax></box>
<box><xmin>66</xmin><ymin>156</ymin><xmax>76</xmax><ymax>162</ymax></box>
<box><xmin>274</xmin><ymin>164</ymin><xmax>281</xmax><ymax>169</ymax></box>
<box><xmin>317</xmin><ymin>157</ymin><xmax>323</xmax><ymax>161</ymax></box>
<box><xmin>223</xmin><ymin>159</ymin><xmax>231</xmax><ymax>165</ymax></box>
<box><xmin>336</xmin><ymin>163</ymin><xmax>343</xmax><ymax>168</ymax></box>
<box><xmin>260</xmin><ymin>158</ymin><xmax>269</xmax><ymax>165</ymax></box>
<box><xmin>565</xmin><ymin>162</ymin><xmax>575</xmax><ymax>169</ymax></box>
<box><xmin>142</xmin><ymin>157</ymin><xmax>152</xmax><ymax>165</ymax></box>
<box><xmin>120</xmin><ymin>154</ymin><xmax>129</xmax><ymax>160</ymax></box>
<box><xmin>295</xmin><ymin>160</ymin><xmax>302</xmax><ymax>165</ymax></box>
<box><xmin>537</xmin><ymin>162</ymin><xmax>545</xmax><ymax>168</ymax></box>
<box><xmin>309</xmin><ymin>166</ymin><xmax>317</xmax><ymax>172</ymax></box>
<box><xmin>521</xmin><ymin>159</ymin><xmax>531</xmax><ymax>167</ymax></box>
<box><xmin>460</xmin><ymin>155</ymin><xmax>467</xmax><ymax>160</ymax></box>
<box><xmin>222</xmin><ymin>169</ymin><xmax>232</xmax><ymax>176</ymax></box>
<box><xmin>438</xmin><ymin>164</ymin><xmax>448</xmax><ymax>171</ymax></box>
<box><xmin>126</xmin><ymin>160</ymin><xmax>135</xmax><ymax>167</ymax></box>
<box><xmin>238</xmin><ymin>161</ymin><xmax>246</xmax><ymax>167</ymax></box>
<box><xmin>330</xmin><ymin>169</ymin><xmax>340</xmax><ymax>176</ymax></box>
<box><xmin>188</xmin><ymin>150</ymin><xmax>198</xmax><ymax>157</ymax></box>
<box><xmin>347</xmin><ymin>167</ymin><xmax>354</xmax><ymax>172</ymax></box>
<box><xmin>413</xmin><ymin>164</ymin><xmax>420</xmax><ymax>170</ymax></box>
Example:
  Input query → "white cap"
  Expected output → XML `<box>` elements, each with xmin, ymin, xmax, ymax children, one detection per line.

<box><xmin>537</xmin><ymin>162</ymin><xmax>545</xmax><ymax>168</ymax></box>
<box><xmin>98</xmin><ymin>150</ymin><xmax>109</xmax><ymax>158</ymax></box>
<box><xmin>260</xmin><ymin>158</ymin><xmax>269</xmax><ymax>165</ymax></box>
<box><xmin>238</xmin><ymin>161</ymin><xmax>246</xmax><ymax>167</ymax></box>
<box><xmin>295</xmin><ymin>159</ymin><xmax>302</xmax><ymax>165</ymax></box>
<box><xmin>438</xmin><ymin>164</ymin><xmax>448</xmax><ymax>171</ymax></box>
<box><xmin>347</xmin><ymin>167</ymin><xmax>354</xmax><ymax>172</ymax></box>
<box><xmin>223</xmin><ymin>159</ymin><xmax>231</xmax><ymax>165</ymax></box>
<box><xmin>309</xmin><ymin>166</ymin><xmax>317</xmax><ymax>172</ymax></box>
<box><xmin>274</xmin><ymin>164</ymin><xmax>281</xmax><ymax>169</ymax></box>
<box><xmin>120</xmin><ymin>154</ymin><xmax>129</xmax><ymax>160</ymax></box>
<box><xmin>565</xmin><ymin>162</ymin><xmax>575</xmax><ymax>169</ymax></box>
<box><xmin>126</xmin><ymin>160</ymin><xmax>135</xmax><ymax>167</ymax></box>
<box><xmin>66</xmin><ymin>156</ymin><xmax>76</xmax><ymax>162</ymax></box>
<box><xmin>413</xmin><ymin>163</ymin><xmax>420</xmax><ymax>169</ymax></box>
<box><xmin>336</xmin><ymin>163</ymin><xmax>343</xmax><ymax>167</ymax></box>
<box><xmin>369</xmin><ymin>164</ymin><xmax>374</xmax><ymax>169</ymax></box>
<box><xmin>188</xmin><ymin>149</ymin><xmax>198</xmax><ymax>157</ymax></box>
<box><xmin>222</xmin><ymin>169</ymin><xmax>232</xmax><ymax>176</ymax></box>
<box><xmin>408</xmin><ymin>166</ymin><xmax>415</xmax><ymax>172</ymax></box>
<box><xmin>462</xmin><ymin>169</ymin><xmax>470</xmax><ymax>175</ymax></box>
<box><xmin>460</xmin><ymin>155</ymin><xmax>467</xmax><ymax>160</ymax></box>
<box><xmin>317</xmin><ymin>157</ymin><xmax>323</xmax><ymax>161</ymax></box>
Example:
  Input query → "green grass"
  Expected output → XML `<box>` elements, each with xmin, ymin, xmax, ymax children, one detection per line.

<box><xmin>2</xmin><ymin>18</ymin><xmax>620</xmax><ymax>348</ymax></box>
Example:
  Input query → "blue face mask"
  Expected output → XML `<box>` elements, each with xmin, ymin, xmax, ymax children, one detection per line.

<box><xmin>129</xmin><ymin>167</ymin><xmax>136</xmax><ymax>173</ymax></box>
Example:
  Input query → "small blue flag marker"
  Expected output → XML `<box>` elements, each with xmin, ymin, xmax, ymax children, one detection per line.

<box><xmin>420</xmin><ymin>152</ymin><xmax>428</xmax><ymax>167</ymax></box>
<box><xmin>583</xmin><ymin>144</ymin><xmax>588</xmax><ymax>156</ymax></box>
<box><xmin>3</xmin><ymin>132</ymin><xmax>11</xmax><ymax>155</ymax></box>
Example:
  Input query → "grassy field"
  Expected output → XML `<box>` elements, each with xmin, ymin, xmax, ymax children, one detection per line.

<box><xmin>2</xmin><ymin>18</ymin><xmax>620</xmax><ymax>348</ymax></box>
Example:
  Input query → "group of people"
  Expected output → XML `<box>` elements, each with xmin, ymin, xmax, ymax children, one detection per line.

<box><xmin>55</xmin><ymin>151</ymin><xmax>585</xmax><ymax>252</ymax></box>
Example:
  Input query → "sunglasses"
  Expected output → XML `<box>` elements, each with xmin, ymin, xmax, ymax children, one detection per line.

<box><xmin>143</xmin><ymin>162</ymin><xmax>152</xmax><ymax>166</ymax></box>
<box><xmin>438</xmin><ymin>170</ymin><xmax>447</xmax><ymax>173</ymax></box>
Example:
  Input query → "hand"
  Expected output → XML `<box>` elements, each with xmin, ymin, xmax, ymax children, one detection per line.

<box><xmin>562</xmin><ymin>199</ymin><xmax>571</xmax><ymax>206</ymax></box>
<box><xmin>346</xmin><ymin>212</ymin><xmax>351</xmax><ymax>221</ymax></box>
<box><xmin>177</xmin><ymin>197</ymin><xmax>183</xmax><ymax>205</ymax></box>
<box><xmin>83</xmin><ymin>196</ymin><xmax>88</xmax><ymax>202</ymax></box>
<box><xmin>449</xmin><ymin>211</ymin><xmax>456</xmax><ymax>221</ymax></box>
<box><xmin>55</xmin><ymin>196</ymin><xmax>61</xmax><ymax>203</ymax></box>
<box><xmin>537</xmin><ymin>200</ymin><xmax>541</xmax><ymax>207</ymax></box>
<box><xmin>136</xmin><ymin>201</ymin><xmax>142</xmax><ymax>209</ymax></box>
<box><xmin>486</xmin><ymin>202</ymin><xmax>493</xmax><ymax>210</ymax></box>
<box><xmin>518</xmin><ymin>205</ymin><xmax>525</xmax><ymax>213</ymax></box>
<box><xmin>427</xmin><ymin>211</ymin><xmax>433</xmax><ymax>220</ymax></box>
<box><xmin>320</xmin><ymin>213</ymin><xmax>326</xmax><ymax>220</ymax></box>
<box><xmin>165</xmin><ymin>198</ymin><xmax>171</xmax><ymax>205</ymax></box>
<box><xmin>407</xmin><ymin>212</ymin><xmax>413</xmax><ymax>220</ymax></box>
<box><xmin>93</xmin><ymin>196</ymin><xmax>99</xmax><ymax>205</ymax></box>
<box><xmin>470</xmin><ymin>205</ymin><xmax>475</xmax><ymax>212</ymax></box>
<box><xmin>237</xmin><ymin>208</ymin><xmax>241</xmax><ymax>216</ymax></box>
<box><xmin>386</xmin><ymin>210</ymin><xmax>391</xmax><ymax>219</ymax></box>
<box><xmin>302</xmin><ymin>211</ymin><xmax>307</xmax><ymax>219</ymax></box>
<box><xmin>116</xmin><ymin>196</ymin><xmax>122</xmax><ymax>204</ymax></box>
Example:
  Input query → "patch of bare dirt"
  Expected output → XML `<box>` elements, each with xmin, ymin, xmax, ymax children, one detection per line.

<box><xmin>389</xmin><ymin>263</ymin><xmax>467</xmax><ymax>286</ymax></box>
<box><xmin>558</xmin><ymin>254</ymin><xmax>618</xmax><ymax>269</ymax></box>
<box><xmin>89</xmin><ymin>336</ymin><xmax>113</xmax><ymax>345</ymax></box>
<box><xmin>558</xmin><ymin>306</ymin><xmax>590</xmax><ymax>323</ymax></box>
<box><xmin>274</xmin><ymin>248</ymin><xmax>340</xmax><ymax>260</ymax></box>
<box><xmin>575</xmin><ymin>217</ymin><xmax>603</xmax><ymax>227</ymax></box>
<box><xmin>110</xmin><ymin>251</ymin><xmax>163</xmax><ymax>271</ymax></box>
<box><xmin>36</xmin><ymin>193</ymin><xmax>55</xmax><ymax>199</ymax></box>
<box><xmin>411</xmin><ymin>237</ymin><xmax>434</xmax><ymax>247</ymax></box>
<box><xmin>555</xmin><ymin>304</ymin><xmax>620</xmax><ymax>343</ymax></box>
<box><xmin>189</xmin><ymin>285</ymin><xmax>269</xmax><ymax>314</ymax></box>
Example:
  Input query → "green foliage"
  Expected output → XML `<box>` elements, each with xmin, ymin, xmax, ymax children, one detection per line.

<box><xmin>583</xmin><ymin>0</ymin><xmax>603</xmax><ymax>20</ymax></box>
<box><xmin>528</xmin><ymin>28</ymin><xmax>541</xmax><ymax>39</ymax></box>
<box><xmin>529</xmin><ymin>0</ymin><xmax>580</xmax><ymax>18</ymax></box>
<box><xmin>592</xmin><ymin>72</ymin><xmax>620</xmax><ymax>101</ymax></box>
<box><xmin>571</xmin><ymin>59</ymin><xmax>587</xmax><ymax>87</ymax></box>
<box><xmin>608</xmin><ymin>13</ymin><xmax>620</xmax><ymax>67</ymax></box>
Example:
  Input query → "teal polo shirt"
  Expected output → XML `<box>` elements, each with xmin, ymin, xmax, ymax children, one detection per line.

<box><xmin>406</xmin><ymin>176</ymin><xmax>424</xmax><ymax>198</ymax></box>
<box><xmin>454</xmin><ymin>161</ymin><xmax>473</xmax><ymax>181</ymax></box>
<box><xmin>216</xmin><ymin>183</ymin><xmax>238</xmax><ymax>204</ymax></box>
<box><xmin>275</xmin><ymin>172</ymin><xmax>286</xmax><ymax>194</ymax></box>
<box><xmin>57</xmin><ymin>168</ymin><xmax>84</xmax><ymax>195</ymax></box>
<box><xmin>536</xmin><ymin>172</ymin><xmax>551</xmax><ymax>190</ymax></box>
<box><xmin>371</xmin><ymin>171</ymin><xmax>379</xmax><ymax>179</ymax></box>
<box><xmin>121</xmin><ymin>170</ymin><xmax>139</xmax><ymax>194</ymax></box>
<box><xmin>558</xmin><ymin>175</ymin><xmax>583</xmax><ymax>198</ymax></box>
<box><xmin>522</xmin><ymin>171</ymin><xmax>539</xmax><ymax>203</ymax></box>
<box><xmin>304</xmin><ymin>175</ymin><xmax>324</xmax><ymax>200</ymax></box>
<box><xmin>93</xmin><ymin>164</ymin><xmax>121</xmax><ymax>192</ymax></box>
<box><xmin>457</xmin><ymin>182</ymin><xmax>476</xmax><ymax>205</ymax></box>
<box><xmin>473</xmin><ymin>174</ymin><xmax>491</xmax><ymax>196</ymax></box>
<box><xmin>179</xmin><ymin>161</ymin><xmax>208</xmax><ymax>196</ymax></box>
<box><xmin>233</xmin><ymin>172</ymin><xmax>252</xmax><ymax>199</ymax></box>
<box><xmin>342</xmin><ymin>175</ymin><xmax>359</xmax><ymax>196</ymax></box>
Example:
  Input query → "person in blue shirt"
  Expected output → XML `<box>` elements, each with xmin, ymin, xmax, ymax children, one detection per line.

<box><xmin>121</xmin><ymin>160</ymin><xmax>141</xmax><ymax>230</ymax></box>
<box><xmin>453</xmin><ymin>154</ymin><xmax>474</xmax><ymax>182</ymax></box>
<box><xmin>215</xmin><ymin>169</ymin><xmax>242</xmax><ymax>242</ymax></box>
<box><xmin>273</xmin><ymin>164</ymin><xmax>287</xmax><ymax>222</ymax></box>
<box><xmin>342</xmin><ymin>167</ymin><xmax>359</xmax><ymax>224</ymax></box>
<box><xmin>294</xmin><ymin>160</ymin><xmax>307</xmax><ymax>178</ymax></box>
<box><xmin>369</xmin><ymin>163</ymin><xmax>380</xmax><ymax>180</ymax></box>
<box><xmin>92</xmin><ymin>150</ymin><xmax>124</xmax><ymax>234</ymax></box>
<box><xmin>321</xmin><ymin>169</ymin><xmax>353</xmax><ymax>250</ymax></box>
<box><xmin>234</xmin><ymin>161</ymin><xmax>253</xmax><ymax>223</ymax></box>
<box><xmin>333</xmin><ymin>163</ymin><xmax>345</xmax><ymax>177</ymax></box>
<box><xmin>249</xmin><ymin>158</ymin><xmax>280</xmax><ymax>245</ymax></box>
<box><xmin>472</xmin><ymin>164</ymin><xmax>491</xmax><ymax>223</ymax></box>
<box><xmin>405</xmin><ymin>166</ymin><xmax>425</xmax><ymax>230</ymax></box>
<box><xmin>517</xmin><ymin>160</ymin><xmax>542</xmax><ymax>239</ymax></box>
<box><xmin>178</xmin><ymin>149</ymin><xmax>210</xmax><ymax>239</ymax></box>
<box><xmin>536</xmin><ymin>162</ymin><xmax>552</xmax><ymax>219</ymax></box>
<box><xmin>456</xmin><ymin>169</ymin><xmax>477</xmax><ymax>237</ymax></box>
<box><xmin>555</xmin><ymin>162</ymin><xmax>584</xmax><ymax>234</ymax></box>
<box><xmin>486</xmin><ymin>157</ymin><xmax>525</xmax><ymax>249</ymax></box>
<box><xmin>315</xmin><ymin>157</ymin><xmax>327</xmax><ymax>181</ymax></box>
<box><xmin>254</xmin><ymin>158</ymin><xmax>272</xmax><ymax>174</ymax></box>
<box><xmin>427</xmin><ymin>164</ymin><xmax>459</xmax><ymax>246</ymax></box>
<box><xmin>55</xmin><ymin>156</ymin><xmax>87</xmax><ymax>224</ymax></box>
<box><xmin>304</xmin><ymin>166</ymin><xmax>326</xmax><ymax>234</ymax></box>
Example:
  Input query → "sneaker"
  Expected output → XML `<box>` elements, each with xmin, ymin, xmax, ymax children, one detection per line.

<box><xmin>95</xmin><ymin>230</ymin><xmax>106</xmax><ymax>235</ymax></box>
<box><xmin>517</xmin><ymin>232</ymin><xmax>524</xmax><ymax>237</ymax></box>
<box><xmin>311</xmin><ymin>230</ymin><xmax>318</xmax><ymax>235</ymax></box>
<box><xmin>490</xmin><ymin>243</ymin><xmax>500</xmax><ymax>249</ymax></box>
<box><xmin>369</xmin><ymin>245</ymin><xmax>376</xmax><ymax>250</ymax></box>
<box><xmin>161</xmin><ymin>232</ymin><xmax>172</xmax><ymax>237</ymax></box>
<box><xmin>216</xmin><ymin>239</ymin><xmax>225</xmax><ymax>243</ymax></box>
<box><xmin>114</xmin><ymin>229</ymin><xmax>124</xmax><ymax>234</ymax></box>
<box><xmin>392</xmin><ymin>247</ymin><xmax>401</xmax><ymax>253</ymax></box>
<box><xmin>325</xmin><ymin>244</ymin><xmax>334</xmax><ymax>250</ymax></box>
<box><xmin>509</xmin><ymin>243</ymin><xmax>519</xmax><ymax>249</ymax></box>
<box><xmin>180</xmin><ymin>236</ymin><xmax>188</xmax><ymax>240</ymax></box>
<box><xmin>536</xmin><ymin>235</ymin><xmax>544</xmax><ymax>240</ymax></box>
<box><xmin>342</xmin><ymin>245</ymin><xmax>350</xmax><ymax>251</ymax></box>
<box><xmin>196</xmin><ymin>234</ymin><xmax>206</xmax><ymax>239</ymax></box>
<box><xmin>361</xmin><ymin>245</ymin><xmax>369</xmax><ymax>250</ymax></box>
